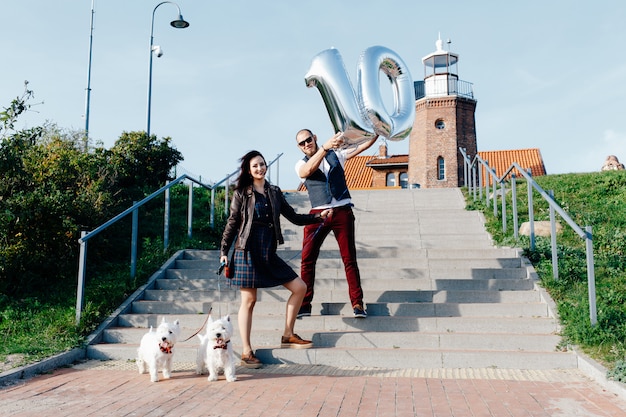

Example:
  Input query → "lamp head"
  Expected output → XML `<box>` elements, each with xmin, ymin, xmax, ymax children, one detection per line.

<box><xmin>152</xmin><ymin>45</ymin><xmax>163</xmax><ymax>57</ymax></box>
<box><xmin>170</xmin><ymin>14</ymin><xmax>190</xmax><ymax>29</ymax></box>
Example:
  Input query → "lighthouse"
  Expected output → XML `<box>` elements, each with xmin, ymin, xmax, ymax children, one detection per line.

<box><xmin>408</xmin><ymin>36</ymin><xmax>478</xmax><ymax>188</ymax></box>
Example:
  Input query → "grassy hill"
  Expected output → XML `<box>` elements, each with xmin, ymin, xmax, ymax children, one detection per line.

<box><xmin>465</xmin><ymin>170</ymin><xmax>626</xmax><ymax>381</ymax></box>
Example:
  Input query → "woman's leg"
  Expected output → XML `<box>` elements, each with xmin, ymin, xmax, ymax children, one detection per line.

<box><xmin>282</xmin><ymin>277</ymin><xmax>306</xmax><ymax>337</ymax></box>
<box><xmin>239</xmin><ymin>288</ymin><xmax>257</xmax><ymax>354</ymax></box>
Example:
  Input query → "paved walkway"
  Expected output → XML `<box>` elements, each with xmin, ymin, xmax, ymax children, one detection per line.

<box><xmin>2</xmin><ymin>360</ymin><xmax>626</xmax><ymax>416</ymax></box>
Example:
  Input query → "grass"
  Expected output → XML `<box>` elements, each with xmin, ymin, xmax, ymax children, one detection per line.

<box><xmin>464</xmin><ymin>170</ymin><xmax>626</xmax><ymax>379</ymax></box>
<box><xmin>0</xmin><ymin>237</ymin><xmax>176</xmax><ymax>371</ymax></box>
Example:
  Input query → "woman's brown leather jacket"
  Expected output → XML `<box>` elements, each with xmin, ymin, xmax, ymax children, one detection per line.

<box><xmin>220</xmin><ymin>183</ymin><xmax>321</xmax><ymax>258</ymax></box>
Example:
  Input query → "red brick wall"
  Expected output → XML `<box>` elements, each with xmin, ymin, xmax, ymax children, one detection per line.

<box><xmin>408</xmin><ymin>96</ymin><xmax>477</xmax><ymax>188</ymax></box>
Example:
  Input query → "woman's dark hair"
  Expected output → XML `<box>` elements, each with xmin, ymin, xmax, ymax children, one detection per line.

<box><xmin>235</xmin><ymin>150</ymin><xmax>266</xmax><ymax>191</ymax></box>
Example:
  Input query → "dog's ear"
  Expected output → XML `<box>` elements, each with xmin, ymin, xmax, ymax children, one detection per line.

<box><xmin>225</xmin><ymin>315</ymin><xmax>231</xmax><ymax>323</ymax></box>
<box><xmin>161</xmin><ymin>317</ymin><xmax>166</xmax><ymax>324</ymax></box>
<box><xmin>174</xmin><ymin>319</ymin><xmax>180</xmax><ymax>326</ymax></box>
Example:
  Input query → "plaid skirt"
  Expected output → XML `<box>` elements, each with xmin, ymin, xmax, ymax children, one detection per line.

<box><xmin>230</xmin><ymin>224</ymin><xmax>297</xmax><ymax>288</ymax></box>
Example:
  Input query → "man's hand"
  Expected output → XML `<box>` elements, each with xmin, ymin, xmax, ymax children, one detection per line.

<box><xmin>322</xmin><ymin>132</ymin><xmax>344</xmax><ymax>151</ymax></box>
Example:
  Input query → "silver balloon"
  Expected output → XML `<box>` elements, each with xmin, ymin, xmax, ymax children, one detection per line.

<box><xmin>304</xmin><ymin>48</ymin><xmax>376</xmax><ymax>146</ymax></box>
<box><xmin>358</xmin><ymin>46</ymin><xmax>415</xmax><ymax>141</ymax></box>
<box><xmin>305</xmin><ymin>46</ymin><xmax>415</xmax><ymax>144</ymax></box>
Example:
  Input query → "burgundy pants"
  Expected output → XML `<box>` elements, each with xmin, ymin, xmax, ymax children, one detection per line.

<box><xmin>300</xmin><ymin>205</ymin><xmax>363</xmax><ymax>308</ymax></box>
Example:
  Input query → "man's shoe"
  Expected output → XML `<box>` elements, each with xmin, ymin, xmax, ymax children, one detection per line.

<box><xmin>353</xmin><ymin>304</ymin><xmax>367</xmax><ymax>318</ymax></box>
<box><xmin>281</xmin><ymin>334</ymin><xmax>313</xmax><ymax>349</ymax></box>
<box><xmin>240</xmin><ymin>351</ymin><xmax>262</xmax><ymax>369</ymax></box>
<box><xmin>297</xmin><ymin>305</ymin><xmax>311</xmax><ymax>319</ymax></box>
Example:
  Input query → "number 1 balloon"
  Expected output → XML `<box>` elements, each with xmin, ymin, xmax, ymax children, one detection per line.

<box><xmin>305</xmin><ymin>45</ymin><xmax>415</xmax><ymax>145</ymax></box>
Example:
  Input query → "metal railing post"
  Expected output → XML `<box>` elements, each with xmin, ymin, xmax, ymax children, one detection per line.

<box><xmin>164</xmin><ymin>181</ymin><xmax>170</xmax><ymax>250</ymax></box>
<box><xmin>586</xmin><ymin>226</ymin><xmax>597</xmax><ymax>326</ymax></box>
<box><xmin>210</xmin><ymin>187</ymin><xmax>216</xmax><ymax>228</ymax></box>
<box><xmin>549</xmin><ymin>190</ymin><xmax>558</xmax><ymax>281</ymax></box>
<box><xmin>187</xmin><ymin>181</ymin><xmax>193</xmax><ymax>239</ymax></box>
<box><xmin>501</xmin><ymin>182</ymin><xmax>506</xmax><ymax>233</ymax></box>
<box><xmin>485</xmin><ymin>161</ymin><xmax>490</xmax><ymax>207</ymax></box>
<box><xmin>224</xmin><ymin>178</ymin><xmax>230</xmax><ymax>215</ymax></box>
<box><xmin>476</xmin><ymin>163</ymin><xmax>481</xmax><ymax>200</ymax></box>
<box><xmin>75</xmin><ymin>231</ymin><xmax>88</xmax><ymax>325</ymax></box>
<box><xmin>131</xmin><ymin>203</ymin><xmax>138</xmax><ymax>279</ymax></box>
<box><xmin>526</xmin><ymin>169</ymin><xmax>535</xmax><ymax>251</ymax></box>
<box><xmin>512</xmin><ymin>174</ymin><xmax>518</xmax><ymax>240</ymax></box>
<box><xmin>493</xmin><ymin>175</ymin><xmax>498</xmax><ymax>218</ymax></box>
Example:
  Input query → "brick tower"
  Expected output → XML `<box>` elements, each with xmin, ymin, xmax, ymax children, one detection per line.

<box><xmin>408</xmin><ymin>37</ymin><xmax>477</xmax><ymax>188</ymax></box>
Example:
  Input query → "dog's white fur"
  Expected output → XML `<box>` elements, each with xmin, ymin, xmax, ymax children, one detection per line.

<box><xmin>137</xmin><ymin>317</ymin><xmax>181</xmax><ymax>382</ymax></box>
<box><xmin>195</xmin><ymin>315</ymin><xmax>236</xmax><ymax>382</ymax></box>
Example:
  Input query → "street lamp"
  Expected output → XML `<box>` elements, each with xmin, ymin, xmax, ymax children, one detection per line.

<box><xmin>146</xmin><ymin>1</ymin><xmax>189</xmax><ymax>138</ymax></box>
<box><xmin>83</xmin><ymin>0</ymin><xmax>96</xmax><ymax>149</ymax></box>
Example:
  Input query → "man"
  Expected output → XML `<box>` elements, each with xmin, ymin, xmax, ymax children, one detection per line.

<box><xmin>294</xmin><ymin>129</ymin><xmax>377</xmax><ymax>318</ymax></box>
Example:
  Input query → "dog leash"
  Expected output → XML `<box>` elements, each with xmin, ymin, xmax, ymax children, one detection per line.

<box><xmin>285</xmin><ymin>215</ymin><xmax>328</xmax><ymax>262</ymax></box>
<box><xmin>180</xmin><ymin>307</ymin><xmax>212</xmax><ymax>343</ymax></box>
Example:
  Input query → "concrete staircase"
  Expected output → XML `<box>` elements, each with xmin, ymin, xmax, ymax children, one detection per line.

<box><xmin>86</xmin><ymin>188</ymin><xmax>577</xmax><ymax>370</ymax></box>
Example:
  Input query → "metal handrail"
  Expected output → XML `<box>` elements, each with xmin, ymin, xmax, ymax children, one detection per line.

<box><xmin>75</xmin><ymin>153</ymin><xmax>284</xmax><ymax>324</ymax></box>
<box><xmin>459</xmin><ymin>147</ymin><xmax>597</xmax><ymax>326</ymax></box>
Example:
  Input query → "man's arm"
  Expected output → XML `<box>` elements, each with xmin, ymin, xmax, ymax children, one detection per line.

<box><xmin>345</xmin><ymin>135</ymin><xmax>378</xmax><ymax>160</ymax></box>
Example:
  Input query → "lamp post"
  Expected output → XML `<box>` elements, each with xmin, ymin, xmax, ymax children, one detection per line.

<box><xmin>146</xmin><ymin>1</ymin><xmax>189</xmax><ymax>138</ymax></box>
<box><xmin>83</xmin><ymin>0</ymin><xmax>96</xmax><ymax>150</ymax></box>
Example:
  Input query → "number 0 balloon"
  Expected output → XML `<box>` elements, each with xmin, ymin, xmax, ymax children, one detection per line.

<box><xmin>305</xmin><ymin>46</ymin><xmax>415</xmax><ymax>145</ymax></box>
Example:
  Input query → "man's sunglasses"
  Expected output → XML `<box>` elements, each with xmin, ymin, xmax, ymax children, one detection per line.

<box><xmin>298</xmin><ymin>137</ymin><xmax>314</xmax><ymax>147</ymax></box>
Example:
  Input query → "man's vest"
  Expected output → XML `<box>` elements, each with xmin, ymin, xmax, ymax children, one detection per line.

<box><xmin>303</xmin><ymin>150</ymin><xmax>351</xmax><ymax>207</ymax></box>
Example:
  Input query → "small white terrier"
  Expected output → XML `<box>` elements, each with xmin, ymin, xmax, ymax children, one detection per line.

<box><xmin>196</xmin><ymin>315</ymin><xmax>236</xmax><ymax>382</ymax></box>
<box><xmin>137</xmin><ymin>317</ymin><xmax>181</xmax><ymax>382</ymax></box>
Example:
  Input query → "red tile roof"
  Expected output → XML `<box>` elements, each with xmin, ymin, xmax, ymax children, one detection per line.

<box><xmin>296</xmin><ymin>155</ymin><xmax>376</xmax><ymax>191</ymax></box>
<box><xmin>344</xmin><ymin>156</ymin><xmax>376</xmax><ymax>189</ymax></box>
<box><xmin>366</xmin><ymin>155</ymin><xmax>409</xmax><ymax>166</ymax></box>
<box><xmin>477</xmin><ymin>148</ymin><xmax>546</xmax><ymax>184</ymax></box>
<box><xmin>297</xmin><ymin>148</ymin><xmax>546</xmax><ymax>190</ymax></box>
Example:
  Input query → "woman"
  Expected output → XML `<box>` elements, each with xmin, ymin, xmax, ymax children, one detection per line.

<box><xmin>220</xmin><ymin>150</ymin><xmax>332</xmax><ymax>368</ymax></box>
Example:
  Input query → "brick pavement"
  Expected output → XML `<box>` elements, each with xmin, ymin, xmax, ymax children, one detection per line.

<box><xmin>2</xmin><ymin>361</ymin><xmax>626</xmax><ymax>416</ymax></box>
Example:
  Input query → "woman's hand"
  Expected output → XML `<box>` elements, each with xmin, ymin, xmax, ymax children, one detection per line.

<box><xmin>319</xmin><ymin>209</ymin><xmax>333</xmax><ymax>219</ymax></box>
<box><xmin>220</xmin><ymin>255</ymin><xmax>228</xmax><ymax>265</ymax></box>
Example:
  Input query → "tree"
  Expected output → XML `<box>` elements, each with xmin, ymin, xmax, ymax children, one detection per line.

<box><xmin>0</xmin><ymin>86</ymin><xmax>184</xmax><ymax>297</ymax></box>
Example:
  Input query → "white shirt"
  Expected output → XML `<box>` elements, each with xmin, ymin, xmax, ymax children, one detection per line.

<box><xmin>295</xmin><ymin>149</ymin><xmax>352</xmax><ymax>210</ymax></box>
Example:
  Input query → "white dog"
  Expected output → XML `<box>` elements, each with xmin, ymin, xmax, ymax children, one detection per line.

<box><xmin>137</xmin><ymin>317</ymin><xmax>181</xmax><ymax>382</ymax></box>
<box><xmin>195</xmin><ymin>315</ymin><xmax>236</xmax><ymax>382</ymax></box>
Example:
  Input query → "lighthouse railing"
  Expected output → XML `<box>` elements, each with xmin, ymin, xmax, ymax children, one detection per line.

<box><xmin>413</xmin><ymin>79</ymin><xmax>474</xmax><ymax>100</ymax></box>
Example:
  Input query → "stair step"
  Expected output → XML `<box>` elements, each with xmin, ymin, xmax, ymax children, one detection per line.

<box><xmin>86</xmin><ymin>344</ymin><xmax>576</xmax><ymax>370</ymax></box>
<box><xmin>116</xmin><ymin>314</ymin><xmax>559</xmax><ymax>334</ymax></box>
<box><xmin>100</xmin><ymin>328</ymin><xmax>564</xmax><ymax>352</ymax></box>
<box><xmin>130</xmin><ymin>300</ymin><xmax>549</xmax><ymax>317</ymax></box>
<box><xmin>142</xmin><ymin>289</ymin><xmax>542</xmax><ymax>303</ymax></box>
<box><xmin>154</xmin><ymin>277</ymin><xmax>532</xmax><ymax>292</ymax></box>
<box><xmin>85</xmin><ymin>188</ymin><xmax>571</xmax><ymax>372</ymax></box>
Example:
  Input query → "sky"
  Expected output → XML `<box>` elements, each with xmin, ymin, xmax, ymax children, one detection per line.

<box><xmin>2</xmin><ymin>1</ymin><xmax>626</xmax><ymax>190</ymax></box>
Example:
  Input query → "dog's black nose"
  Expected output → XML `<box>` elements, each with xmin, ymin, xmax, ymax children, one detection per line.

<box><xmin>216</xmin><ymin>333</ymin><xmax>221</xmax><ymax>338</ymax></box>
<box><xmin>162</xmin><ymin>337</ymin><xmax>167</xmax><ymax>341</ymax></box>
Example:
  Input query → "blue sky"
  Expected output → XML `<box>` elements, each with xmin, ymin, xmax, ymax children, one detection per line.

<box><xmin>2</xmin><ymin>1</ymin><xmax>625</xmax><ymax>189</ymax></box>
